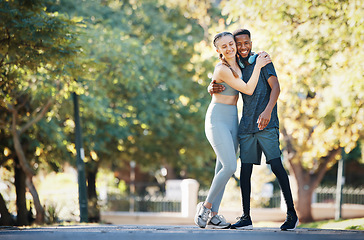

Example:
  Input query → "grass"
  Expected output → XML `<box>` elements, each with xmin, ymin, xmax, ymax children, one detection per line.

<box><xmin>254</xmin><ymin>218</ymin><xmax>364</xmax><ymax>230</ymax></box>
<box><xmin>298</xmin><ymin>217</ymin><xmax>364</xmax><ymax>230</ymax></box>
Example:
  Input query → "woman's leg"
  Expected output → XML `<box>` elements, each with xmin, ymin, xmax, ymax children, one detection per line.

<box><xmin>210</xmin><ymin>158</ymin><xmax>224</xmax><ymax>215</ymax></box>
<box><xmin>209</xmin><ymin>128</ymin><xmax>238</xmax><ymax>215</ymax></box>
<box><xmin>205</xmin><ymin>126</ymin><xmax>237</xmax><ymax>212</ymax></box>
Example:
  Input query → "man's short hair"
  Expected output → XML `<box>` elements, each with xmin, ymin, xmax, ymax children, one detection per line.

<box><xmin>233</xmin><ymin>29</ymin><xmax>251</xmax><ymax>39</ymax></box>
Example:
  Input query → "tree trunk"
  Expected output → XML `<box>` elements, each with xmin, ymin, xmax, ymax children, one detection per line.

<box><xmin>287</xmin><ymin>162</ymin><xmax>316</xmax><ymax>223</ymax></box>
<box><xmin>14</xmin><ymin>158</ymin><xmax>29</xmax><ymax>226</ymax></box>
<box><xmin>86</xmin><ymin>160</ymin><xmax>100</xmax><ymax>223</ymax></box>
<box><xmin>281</xmin><ymin>127</ymin><xmax>341</xmax><ymax>223</ymax></box>
<box><xmin>163</xmin><ymin>160</ymin><xmax>177</xmax><ymax>180</ymax></box>
<box><xmin>295</xmin><ymin>182</ymin><xmax>315</xmax><ymax>223</ymax></box>
<box><xmin>0</xmin><ymin>193</ymin><xmax>14</xmax><ymax>226</ymax></box>
<box><xmin>284</xmin><ymin>148</ymin><xmax>341</xmax><ymax>222</ymax></box>
<box><xmin>7</xmin><ymin>94</ymin><xmax>55</xmax><ymax>225</ymax></box>
<box><xmin>25</xmin><ymin>177</ymin><xmax>45</xmax><ymax>224</ymax></box>
<box><xmin>11</xmin><ymin>110</ymin><xmax>45</xmax><ymax>224</ymax></box>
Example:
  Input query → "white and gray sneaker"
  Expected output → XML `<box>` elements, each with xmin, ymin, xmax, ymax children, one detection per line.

<box><xmin>194</xmin><ymin>202</ymin><xmax>211</xmax><ymax>228</ymax></box>
<box><xmin>206</xmin><ymin>214</ymin><xmax>231</xmax><ymax>229</ymax></box>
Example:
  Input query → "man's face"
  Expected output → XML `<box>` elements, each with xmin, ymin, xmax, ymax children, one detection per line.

<box><xmin>235</xmin><ymin>34</ymin><xmax>252</xmax><ymax>59</ymax></box>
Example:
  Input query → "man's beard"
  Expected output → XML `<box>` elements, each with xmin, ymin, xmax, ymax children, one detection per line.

<box><xmin>239</xmin><ymin>50</ymin><xmax>252</xmax><ymax>64</ymax></box>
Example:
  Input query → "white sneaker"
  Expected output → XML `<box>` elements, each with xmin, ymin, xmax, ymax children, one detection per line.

<box><xmin>206</xmin><ymin>214</ymin><xmax>231</xmax><ymax>229</ymax></box>
<box><xmin>194</xmin><ymin>202</ymin><xmax>211</xmax><ymax>228</ymax></box>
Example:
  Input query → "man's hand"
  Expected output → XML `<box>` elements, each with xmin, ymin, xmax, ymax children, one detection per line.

<box><xmin>208</xmin><ymin>80</ymin><xmax>225</xmax><ymax>96</ymax></box>
<box><xmin>257</xmin><ymin>109</ymin><xmax>271</xmax><ymax>130</ymax></box>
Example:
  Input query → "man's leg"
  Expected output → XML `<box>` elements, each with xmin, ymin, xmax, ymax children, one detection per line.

<box><xmin>269</xmin><ymin>158</ymin><xmax>299</xmax><ymax>230</ymax></box>
<box><xmin>230</xmin><ymin>162</ymin><xmax>254</xmax><ymax>230</ymax></box>
<box><xmin>269</xmin><ymin>158</ymin><xmax>295</xmax><ymax>212</ymax></box>
<box><xmin>256</xmin><ymin>128</ymin><xmax>299</xmax><ymax>230</ymax></box>
<box><xmin>240</xmin><ymin>163</ymin><xmax>253</xmax><ymax>216</ymax></box>
<box><xmin>231</xmin><ymin>133</ymin><xmax>260</xmax><ymax>230</ymax></box>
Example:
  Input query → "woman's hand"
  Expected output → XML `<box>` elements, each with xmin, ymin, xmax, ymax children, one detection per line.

<box><xmin>255</xmin><ymin>51</ymin><xmax>271</xmax><ymax>69</ymax></box>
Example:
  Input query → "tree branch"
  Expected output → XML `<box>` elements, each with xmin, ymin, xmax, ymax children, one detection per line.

<box><xmin>6</xmin><ymin>102</ymin><xmax>15</xmax><ymax>112</ymax></box>
<box><xmin>281</xmin><ymin>126</ymin><xmax>303</xmax><ymax>181</ymax></box>
<box><xmin>11</xmin><ymin>110</ymin><xmax>35</xmax><ymax>177</ymax></box>
<box><xmin>312</xmin><ymin>147</ymin><xmax>342</xmax><ymax>189</ymax></box>
<box><xmin>19</xmin><ymin>98</ymin><xmax>54</xmax><ymax>135</ymax></box>
<box><xmin>15</xmin><ymin>94</ymin><xmax>30</xmax><ymax>111</ymax></box>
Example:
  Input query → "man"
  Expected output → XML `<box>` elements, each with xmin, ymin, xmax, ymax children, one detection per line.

<box><xmin>208</xmin><ymin>29</ymin><xmax>299</xmax><ymax>231</ymax></box>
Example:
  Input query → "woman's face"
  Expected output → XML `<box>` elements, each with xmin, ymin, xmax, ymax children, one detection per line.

<box><xmin>215</xmin><ymin>35</ymin><xmax>236</xmax><ymax>60</ymax></box>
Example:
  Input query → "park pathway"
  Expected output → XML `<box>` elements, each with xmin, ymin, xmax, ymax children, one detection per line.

<box><xmin>1</xmin><ymin>225</ymin><xmax>363</xmax><ymax>240</ymax></box>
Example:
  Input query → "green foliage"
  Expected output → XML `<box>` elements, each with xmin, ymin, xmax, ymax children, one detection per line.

<box><xmin>0</xmin><ymin>0</ymin><xmax>219</xmax><ymax>186</ymax></box>
<box><xmin>0</xmin><ymin>0</ymin><xmax>81</xmax><ymax>86</ymax></box>
<box><xmin>346</xmin><ymin>225</ymin><xmax>364</xmax><ymax>230</ymax></box>
<box><xmin>45</xmin><ymin>0</ymin><xmax>219</xmax><ymax>185</ymax></box>
<box><xmin>298</xmin><ymin>217</ymin><xmax>364</xmax><ymax>230</ymax></box>
<box><xmin>44</xmin><ymin>202</ymin><xmax>60</xmax><ymax>224</ymax></box>
<box><xmin>0</xmin><ymin>0</ymin><xmax>83</xmax><ymax>172</ymax></box>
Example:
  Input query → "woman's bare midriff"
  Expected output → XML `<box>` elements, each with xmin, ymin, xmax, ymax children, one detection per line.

<box><xmin>211</xmin><ymin>94</ymin><xmax>238</xmax><ymax>106</ymax></box>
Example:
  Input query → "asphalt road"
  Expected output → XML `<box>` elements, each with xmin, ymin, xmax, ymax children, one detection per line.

<box><xmin>1</xmin><ymin>225</ymin><xmax>363</xmax><ymax>240</ymax></box>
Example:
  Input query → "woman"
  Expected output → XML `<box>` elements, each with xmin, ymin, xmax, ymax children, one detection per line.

<box><xmin>194</xmin><ymin>32</ymin><xmax>271</xmax><ymax>229</ymax></box>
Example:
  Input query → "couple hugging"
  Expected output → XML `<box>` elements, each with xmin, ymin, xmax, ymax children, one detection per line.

<box><xmin>194</xmin><ymin>29</ymin><xmax>299</xmax><ymax>231</ymax></box>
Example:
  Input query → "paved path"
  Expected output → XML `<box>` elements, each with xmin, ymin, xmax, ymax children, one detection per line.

<box><xmin>1</xmin><ymin>225</ymin><xmax>363</xmax><ymax>240</ymax></box>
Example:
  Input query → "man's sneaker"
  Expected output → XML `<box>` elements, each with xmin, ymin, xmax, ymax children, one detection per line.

<box><xmin>206</xmin><ymin>214</ymin><xmax>231</xmax><ymax>229</ymax></box>
<box><xmin>230</xmin><ymin>214</ymin><xmax>253</xmax><ymax>230</ymax></box>
<box><xmin>194</xmin><ymin>202</ymin><xmax>211</xmax><ymax>228</ymax></box>
<box><xmin>280</xmin><ymin>211</ymin><xmax>299</xmax><ymax>231</ymax></box>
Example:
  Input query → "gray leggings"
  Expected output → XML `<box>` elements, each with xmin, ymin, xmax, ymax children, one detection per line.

<box><xmin>205</xmin><ymin>102</ymin><xmax>238</xmax><ymax>213</ymax></box>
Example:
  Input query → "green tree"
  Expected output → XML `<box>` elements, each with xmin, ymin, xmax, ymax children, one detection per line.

<box><xmin>0</xmin><ymin>0</ymin><xmax>83</xmax><ymax>224</ymax></box>
<box><xmin>48</xmin><ymin>0</ymin><xmax>220</xmax><ymax>219</ymax></box>
<box><xmin>0</xmin><ymin>0</ymin><xmax>225</xmax><ymax>225</ymax></box>
<box><xmin>221</xmin><ymin>0</ymin><xmax>364</xmax><ymax>222</ymax></box>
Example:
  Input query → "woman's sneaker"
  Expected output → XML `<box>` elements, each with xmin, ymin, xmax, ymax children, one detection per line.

<box><xmin>206</xmin><ymin>214</ymin><xmax>231</xmax><ymax>229</ymax></box>
<box><xmin>230</xmin><ymin>214</ymin><xmax>253</xmax><ymax>230</ymax></box>
<box><xmin>194</xmin><ymin>202</ymin><xmax>211</xmax><ymax>228</ymax></box>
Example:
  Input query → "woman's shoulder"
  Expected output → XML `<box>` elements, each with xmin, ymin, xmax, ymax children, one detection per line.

<box><xmin>214</xmin><ymin>62</ymin><xmax>231</xmax><ymax>74</ymax></box>
<box><xmin>212</xmin><ymin>63</ymin><xmax>230</xmax><ymax>83</ymax></box>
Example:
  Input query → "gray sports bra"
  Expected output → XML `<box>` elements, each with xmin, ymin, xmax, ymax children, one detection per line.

<box><xmin>217</xmin><ymin>82</ymin><xmax>239</xmax><ymax>96</ymax></box>
<box><xmin>218</xmin><ymin>82</ymin><xmax>239</xmax><ymax>96</ymax></box>
<box><xmin>213</xmin><ymin>62</ymin><xmax>241</xmax><ymax>96</ymax></box>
